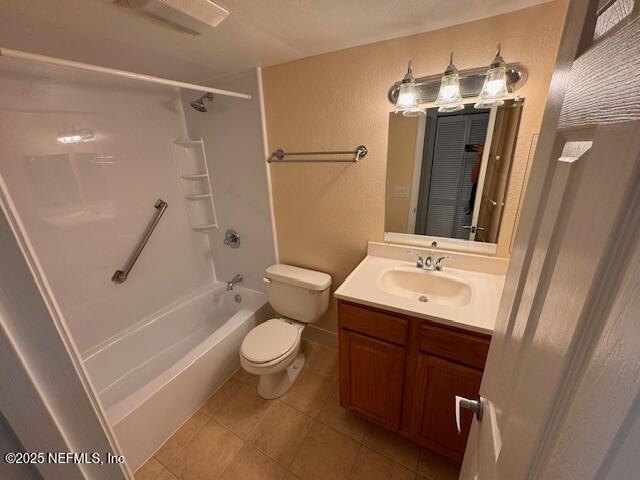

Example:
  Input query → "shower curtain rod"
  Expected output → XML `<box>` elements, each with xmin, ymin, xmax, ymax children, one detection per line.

<box><xmin>0</xmin><ymin>47</ymin><xmax>253</xmax><ymax>100</ymax></box>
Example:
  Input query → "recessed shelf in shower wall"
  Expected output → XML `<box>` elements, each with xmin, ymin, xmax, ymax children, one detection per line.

<box><xmin>173</xmin><ymin>138</ymin><xmax>218</xmax><ymax>231</ymax></box>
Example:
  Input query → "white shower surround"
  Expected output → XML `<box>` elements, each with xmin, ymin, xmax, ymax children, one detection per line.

<box><xmin>0</xmin><ymin>60</ymin><xmax>277</xmax><ymax>474</ymax></box>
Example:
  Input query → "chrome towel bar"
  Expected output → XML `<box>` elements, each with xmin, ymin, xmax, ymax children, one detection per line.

<box><xmin>112</xmin><ymin>199</ymin><xmax>168</xmax><ymax>284</ymax></box>
<box><xmin>268</xmin><ymin>145</ymin><xmax>368</xmax><ymax>164</ymax></box>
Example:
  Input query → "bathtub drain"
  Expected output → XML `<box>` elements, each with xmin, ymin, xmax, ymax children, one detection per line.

<box><xmin>234</xmin><ymin>294</ymin><xmax>242</xmax><ymax>303</ymax></box>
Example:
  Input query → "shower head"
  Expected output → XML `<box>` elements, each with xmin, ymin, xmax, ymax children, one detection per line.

<box><xmin>190</xmin><ymin>93</ymin><xmax>214</xmax><ymax>112</ymax></box>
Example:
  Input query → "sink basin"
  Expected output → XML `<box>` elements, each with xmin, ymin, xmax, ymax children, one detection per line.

<box><xmin>378</xmin><ymin>267</ymin><xmax>472</xmax><ymax>306</ymax></box>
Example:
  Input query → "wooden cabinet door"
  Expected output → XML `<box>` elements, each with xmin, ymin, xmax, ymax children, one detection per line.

<box><xmin>415</xmin><ymin>353</ymin><xmax>482</xmax><ymax>459</ymax></box>
<box><xmin>339</xmin><ymin>330</ymin><xmax>405</xmax><ymax>430</ymax></box>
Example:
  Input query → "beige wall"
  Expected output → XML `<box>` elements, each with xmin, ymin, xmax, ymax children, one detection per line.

<box><xmin>385</xmin><ymin>114</ymin><xmax>420</xmax><ymax>233</ymax></box>
<box><xmin>262</xmin><ymin>1</ymin><xmax>568</xmax><ymax>333</ymax></box>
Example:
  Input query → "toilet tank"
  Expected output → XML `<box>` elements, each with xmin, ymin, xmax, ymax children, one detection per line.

<box><xmin>264</xmin><ymin>264</ymin><xmax>332</xmax><ymax>323</ymax></box>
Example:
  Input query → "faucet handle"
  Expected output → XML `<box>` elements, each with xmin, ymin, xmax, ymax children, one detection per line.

<box><xmin>407</xmin><ymin>249</ymin><xmax>425</xmax><ymax>268</ymax></box>
<box><xmin>435</xmin><ymin>255</ymin><xmax>454</xmax><ymax>271</ymax></box>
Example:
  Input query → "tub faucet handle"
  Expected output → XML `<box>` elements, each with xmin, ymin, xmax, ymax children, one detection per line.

<box><xmin>226</xmin><ymin>274</ymin><xmax>243</xmax><ymax>291</ymax></box>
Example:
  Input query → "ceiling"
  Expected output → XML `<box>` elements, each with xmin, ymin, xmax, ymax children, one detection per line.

<box><xmin>0</xmin><ymin>0</ymin><xmax>552</xmax><ymax>83</ymax></box>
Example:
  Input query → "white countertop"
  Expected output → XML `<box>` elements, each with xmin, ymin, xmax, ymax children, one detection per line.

<box><xmin>334</xmin><ymin>248</ymin><xmax>506</xmax><ymax>335</ymax></box>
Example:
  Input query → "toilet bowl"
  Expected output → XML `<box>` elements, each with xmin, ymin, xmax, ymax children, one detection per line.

<box><xmin>240</xmin><ymin>318</ymin><xmax>305</xmax><ymax>398</ymax></box>
<box><xmin>239</xmin><ymin>264</ymin><xmax>331</xmax><ymax>399</ymax></box>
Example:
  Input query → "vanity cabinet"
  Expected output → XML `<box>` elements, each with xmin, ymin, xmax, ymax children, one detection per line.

<box><xmin>338</xmin><ymin>300</ymin><xmax>490</xmax><ymax>462</ymax></box>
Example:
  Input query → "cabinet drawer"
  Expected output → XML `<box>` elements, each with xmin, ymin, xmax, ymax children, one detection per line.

<box><xmin>339</xmin><ymin>301</ymin><xmax>408</xmax><ymax>345</ymax></box>
<box><xmin>419</xmin><ymin>323</ymin><xmax>489</xmax><ymax>369</ymax></box>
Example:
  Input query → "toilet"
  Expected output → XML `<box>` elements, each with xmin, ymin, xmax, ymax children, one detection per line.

<box><xmin>240</xmin><ymin>264</ymin><xmax>331</xmax><ymax>399</ymax></box>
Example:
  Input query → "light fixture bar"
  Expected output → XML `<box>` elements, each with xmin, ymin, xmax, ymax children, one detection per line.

<box><xmin>0</xmin><ymin>47</ymin><xmax>252</xmax><ymax>100</ymax></box>
<box><xmin>388</xmin><ymin>63</ymin><xmax>526</xmax><ymax>106</ymax></box>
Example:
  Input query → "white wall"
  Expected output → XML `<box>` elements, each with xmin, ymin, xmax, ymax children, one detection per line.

<box><xmin>181</xmin><ymin>70</ymin><xmax>276</xmax><ymax>292</ymax></box>
<box><xmin>0</xmin><ymin>58</ymin><xmax>215</xmax><ymax>355</ymax></box>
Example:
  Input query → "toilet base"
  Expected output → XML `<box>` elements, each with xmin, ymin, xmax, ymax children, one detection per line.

<box><xmin>257</xmin><ymin>353</ymin><xmax>305</xmax><ymax>399</ymax></box>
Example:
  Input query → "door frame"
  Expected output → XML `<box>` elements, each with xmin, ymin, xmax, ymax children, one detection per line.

<box><xmin>468</xmin><ymin>107</ymin><xmax>497</xmax><ymax>241</ymax></box>
<box><xmin>414</xmin><ymin>107</ymin><xmax>439</xmax><ymax>235</ymax></box>
<box><xmin>407</xmin><ymin>114</ymin><xmax>427</xmax><ymax>233</ymax></box>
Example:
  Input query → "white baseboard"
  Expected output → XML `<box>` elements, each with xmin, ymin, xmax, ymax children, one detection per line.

<box><xmin>302</xmin><ymin>325</ymin><xmax>338</xmax><ymax>350</ymax></box>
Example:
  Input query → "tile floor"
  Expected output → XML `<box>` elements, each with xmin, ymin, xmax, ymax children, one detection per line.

<box><xmin>135</xmin><ymin>340</ymin><xmax>461</xmax><ymax>480</ymax></box>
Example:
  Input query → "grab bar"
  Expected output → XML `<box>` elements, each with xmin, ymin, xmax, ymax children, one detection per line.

<box><xmin>112</xmin><ymin>199</ymin><xmax>168</xmax><ymax>284</ymax></box>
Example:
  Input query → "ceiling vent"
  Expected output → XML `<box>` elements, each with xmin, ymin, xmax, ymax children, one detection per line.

<box><xmin>118</xmin><ymin>0</ymin><xmax>229</xmax><ymax>34</ymax></box>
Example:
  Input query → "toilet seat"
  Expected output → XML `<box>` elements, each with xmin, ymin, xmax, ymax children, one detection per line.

<box><xmin>240</xmin><ymin>318</ymin><xmax>300</xmax><ymax>364</ymax></box>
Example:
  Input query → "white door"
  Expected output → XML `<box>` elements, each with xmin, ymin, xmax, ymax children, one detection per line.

<box><xmin>461</xmin><ymin>1</ymin><xmax>640</xmax><ymax>479</ymax></box>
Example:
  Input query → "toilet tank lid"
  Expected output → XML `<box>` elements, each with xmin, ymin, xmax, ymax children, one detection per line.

<box><xmin>265</xmin><ymin>264</ymin><xmax>332</xmax><ymax>291</ymax></box>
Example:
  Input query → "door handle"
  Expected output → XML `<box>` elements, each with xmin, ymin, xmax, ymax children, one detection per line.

<box><xmin>455</xmin><ymin>395</ymin><xmax>484</xmax><ymax>434</ymax></box>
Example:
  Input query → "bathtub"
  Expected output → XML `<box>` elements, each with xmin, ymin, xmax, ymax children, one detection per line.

<box><xmin>83</xmin><ymin>283</ymin><xmax>272</xmax><ymax>471</ymax></box>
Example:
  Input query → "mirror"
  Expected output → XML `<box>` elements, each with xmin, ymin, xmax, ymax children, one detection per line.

<box><xmin>385</xmin><ymin>98</ymin><xmax>524</xmax><ymax>249</ymax></box>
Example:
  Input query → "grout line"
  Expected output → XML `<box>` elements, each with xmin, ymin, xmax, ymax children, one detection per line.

<box><xmin>358</xmin><ymin>424</ymin><xmax>423</xmax><ymax>474</ymax></box>
<box><xmin>198</xmin><ymin>416</ymin><xmax>248</xmax><ymax>478</ymax></box>
<box><xmin>243</xmin><ymin>405</ymin><xmax>316</xmax><ymax>474</ymax></box>
<box><xmin>146</xmin><ymin>458</ymin><xmax>167</xmax><ymax>480</ymax></box>
<box><xmin>279</xmin><ymin>392</ymin><xmax>331</xmax><ymax>419</ymax></box>
<box><xmin>315</xmin><ymin>380</ymin><xmax>336</xmax><ymax>417</ymax></box>
<box><xmin>140</xmin><ymin>372</ymin><xmax>235</xmax><ymax>472</ymax></box>
<box><xmin>152</xmin><ymin>413</ymin><xmax>210</xmax><ymax>473</ymax></box>
<box><xmin>360</xmin><ymin>445</ymin><xmax>420</xmax><ymax>474</ymax></box>
<box><xmin>215</xmin><ymin>437</ymin><xmax>245</xmax><ymax>480</ymax></box>
<box><xmin>346</xmin><ymin>440</ymin><xmax>363</xmax><ymax>480</ymax></box>
<box><xmin>282</xmin><ymin>415</ymin><xmax>315</xmax><ymax>474</ymax></box>
<box><xmin>287</xmin><ymin>418</ymin><xmax>317</xmax><ymax>478</ymax></box>
<box><xmin>312</xmin><ymin>414</ymin><xmax>365</xmax><ymax>445</ymax></box>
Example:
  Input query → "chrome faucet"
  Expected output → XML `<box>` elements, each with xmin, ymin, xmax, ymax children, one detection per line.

<box><xmin>407</xmin><ymin>250</ymin><xmax>454</xmax><ymax>271</ymax></box>
<box><xmin>226</xmin><ymin>274</ymin><xmax>243</xmax><ymax>291</ymax></box>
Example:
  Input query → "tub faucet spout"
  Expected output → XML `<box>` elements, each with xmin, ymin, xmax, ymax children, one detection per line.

<box><xmin>226</xmin><ymin>274</ymin><xmax>243</xmax><ymax>291</ymax></box>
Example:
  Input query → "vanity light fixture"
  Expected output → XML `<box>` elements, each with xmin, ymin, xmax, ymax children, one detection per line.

<box><xmin>475</xmin><ymin>44</ymin><xmax>509</xmax><ymax>109</ymax></box>
<box><xmin>395</xmin><ymin>61</ymin><xmax>424</xmax><ymax>117</ymax></box>
<box><xmin>435</xmin><ymin>52</ymin><xmax>464</xmax><ymax>113</ymax></box>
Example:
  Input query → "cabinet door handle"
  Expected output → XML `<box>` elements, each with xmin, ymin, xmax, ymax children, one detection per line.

<box><xmin>455</xmin><ymin>395</ymin><xmax>485</xmax><ymax>434</ymax></box>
